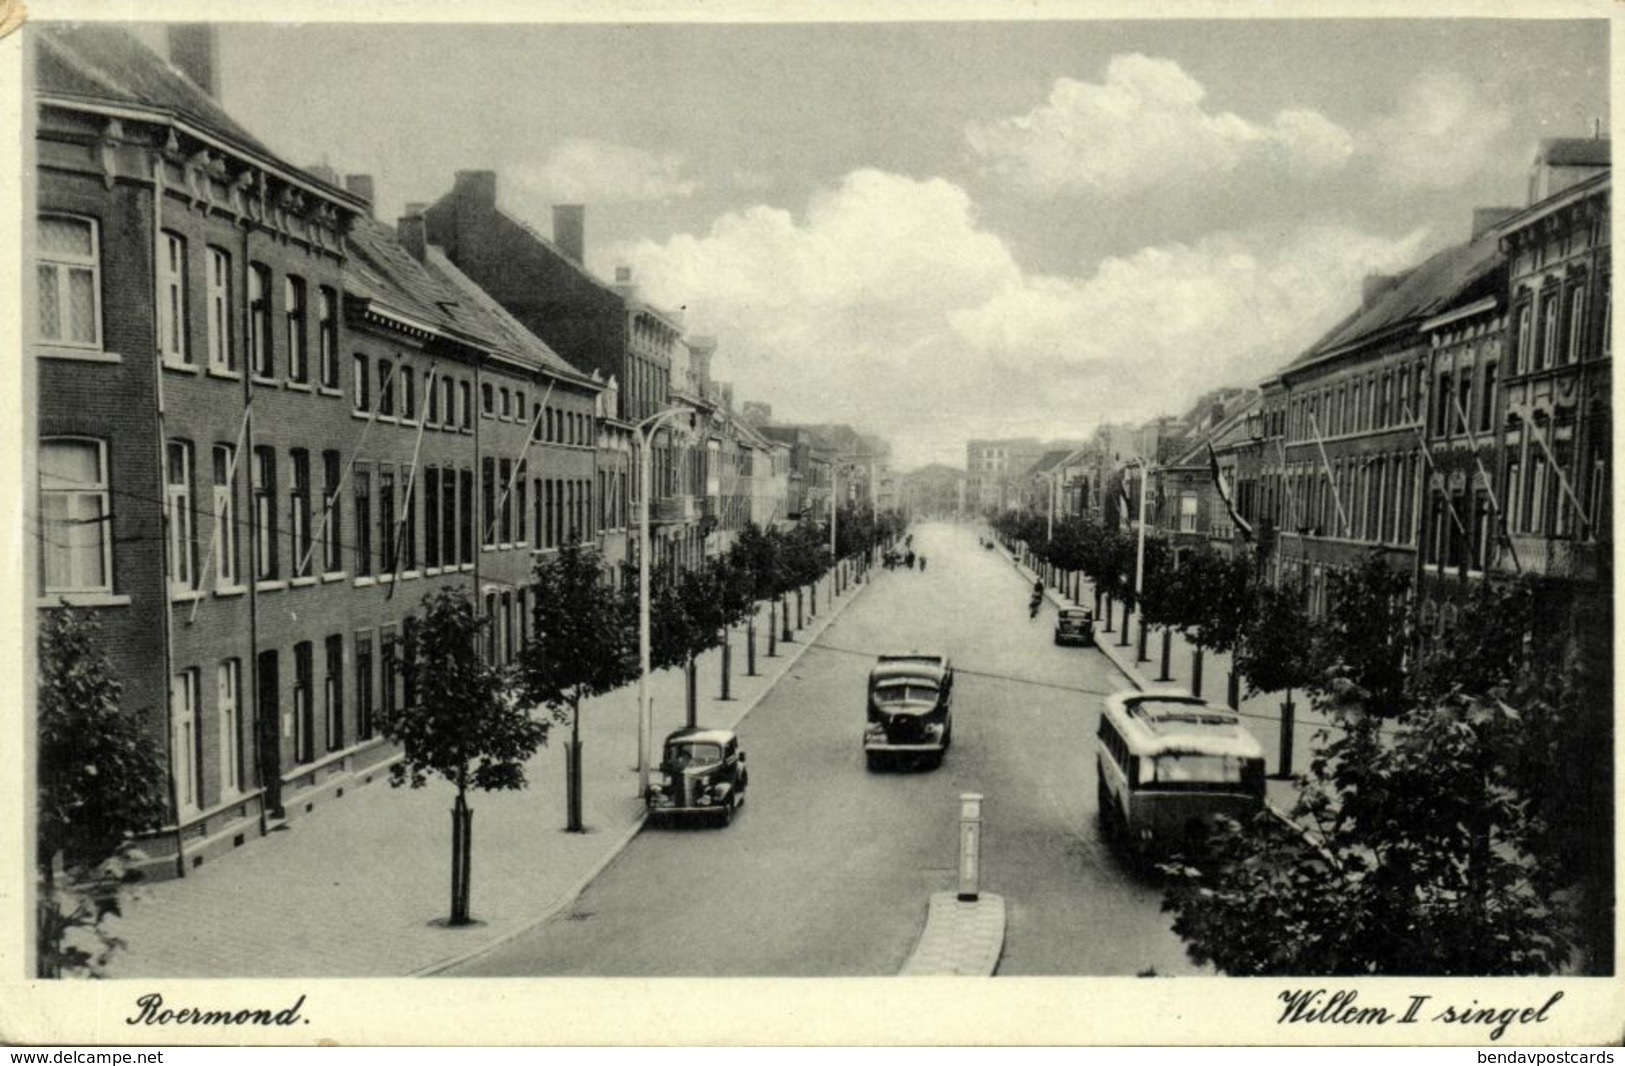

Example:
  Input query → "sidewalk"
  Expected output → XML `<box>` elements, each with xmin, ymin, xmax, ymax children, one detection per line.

<box><xmin>104</xmin><ymin>569</ymin><xmax>873</xmax><ymax>979</ymax></box>
<box><xmin>1000</xmin><ymin>543</ymin><xmax>1338</xmax><ymax>814</ymax></box>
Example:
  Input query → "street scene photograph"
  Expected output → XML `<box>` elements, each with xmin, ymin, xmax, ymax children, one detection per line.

<box><xmin>13</xmin><ymin>1</ymin><xmax>1620</xmax><ymax>1044</ymax></box>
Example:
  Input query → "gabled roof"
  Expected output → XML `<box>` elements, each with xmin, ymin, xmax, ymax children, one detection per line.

<box><xmin>425</xmin><ymin>248</ymin><xmax>594</xmax><ymax>384</ymax></box>
<box><xmin>1288</xmin><ymin>234</ymin><xmax>1504</xmax><ymax>371</ymax></box>
<box><xmin>35</xmin><ymin>24</ymin><xmax>272</xmax><ymax>157</ymax></box>
<box><xmin>1167</xmin><ymin>392</ymin><xmax>1261</xmax><ymax>468</ymax></box>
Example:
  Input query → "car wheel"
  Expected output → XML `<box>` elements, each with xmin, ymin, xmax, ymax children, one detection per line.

<box><xmin>865</xmin><ymin>751</ymin><xmax>881</xmax><ymax>772</ymax></box>
<box><xmin>719</xmin><ymin>796</ymin><xmax>734</xmax><ymax>827</ymax></box>
<box><xmin>1053</xmin><ymin>633</ymin><xmax>1062</xmax><ymax>646</ymax></box>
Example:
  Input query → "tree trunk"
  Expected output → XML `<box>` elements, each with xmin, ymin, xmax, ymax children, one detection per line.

<box><xmin>1136</xmin><ymin>616</ymin><xmax>1149</xmax><ymax>662</ymax></box>
<box><xmin>1117</xmin><ymin>602</ymin><xmax>1132</xmax><ymax>647</ymax></box>
<box><xmin>1102</xmin><ymin>593</ymin><xmax>1113</xmax><ymax>631</ymax></box>
<box><xmin>450</xmin><ymin>788</ymin><xmax>474</xmax><ymax>924</ymax></box>
<box><xmin>1275</xmin><ymin>691</ymin><xmax>1296</xmax><ymax>779</ymax></box>
<box><xmin>685</xmin><ymin>655</ymin><xmax>698</xmax><ymax>727</ymax></box>
<box><xmin>782</xmin><ymin>594</ymin><xmax>793</xmax><ymax>641</ymax></box>
<box><xmin>810</xmin><ymin>581</ymin><xmax>818</xmax><ymax>617</ymax></box>
<box><xmin>747</xmin><ymin>611</ymin><xmax>758</xmax><ymax>675</ymax></box>
<box><xmin>1158</xmin><ymin>628</ymin><xmax>1172</xmax><ymax>681</ymax></box>
<box><xmin>721</xmin><ymin>628</ymin><xmax>733</xmax><ymax>699</ymax></box>
<box><xmin>565</xmin><ymin>699</ymin><xmax>584</xmax><ymax>833</ymax></box>
<box><xmin>767</xmin><ymin>602</ymin><xmax>778</xmax><ymax>657</ymax></box>
<box><xmin>1227</xmin><ymin>669</ymin><xmax>1240</xmax><ymax>710</ymax></box>
<box><xmin>1191</xmin><ymin>648</ymin><xmax>1204</xmax><ymax>698</ymax></box>
<box><xmin>795</xmin><ymin>588</ymin><xmax>804</xmax><ymax>630</ymax></box>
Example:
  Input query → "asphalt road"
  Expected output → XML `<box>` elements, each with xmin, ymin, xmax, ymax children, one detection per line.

<box><xmin>450</xmin><ymin>521</ymin><xmax>1202</xmax><ymax>976</ymax></box>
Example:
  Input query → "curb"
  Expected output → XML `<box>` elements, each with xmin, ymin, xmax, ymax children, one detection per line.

<box><xmin>899</xmin><ymin>892</ymin><xmax>1006</xmax><ymax>976</ymax></box>
<box><xmin>413</xmin><ymin>571</ymin><xmax>876</xmax><ymax>977</ymax></box>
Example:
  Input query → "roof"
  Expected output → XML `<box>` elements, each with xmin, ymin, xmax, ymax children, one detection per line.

<box><xmin>662</xmin><ymin>727</ymin><xmax>736</xmax><ymax>746</ymax></box>
<box><xmin>1166</xmin><ymin>392</ymin><xmax>1262</xmax><ymax>467</ymax></box>
<box><xmin>1537</xmin><ymin>137</ymin><xmax>1611</xmax><ymax>168</ymax></box>
<box><xmin>344</xmin><ymin>216</ymin><xmax>493</xmax><ymax>343</ymax></box>
<box><xmin>1104</xmin><ymin>691</ymin><xmax>1264</xmax><ymax>759</ymax></box>
<box><xmin>1023</xmin><ymin>449</ymin><xmax>1075</xmax><ymax>479</ymax></box>
<box><xmin>1288</xmin><ymin>234</ymin><xmax>1504</xmax><ymax>371</ymax></box>
<box><xmin>425</xmin><ymin>247</ymin><xmax>593</xmax><ymax>383</ymax></box>
<box><xmin>35</xmin><ymin>24</ymin><xmax>272</xmax><ymax>155</ymax></box>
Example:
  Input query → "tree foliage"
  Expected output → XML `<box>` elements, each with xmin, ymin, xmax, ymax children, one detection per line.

<box><xmin>1163</xmin><ymin>695</ymin><xmax>1571</xmax><ymax>975</ymax></box>
<box><xmin>1165</xmin><ymin>547</ymin><xmax>1252</xmax><ymax>653</ymax></box>
<box><xmin>1307</xmin><ymin>550</ymin><xmax>1410</xmax><ymax>718</ymax></box>
<box><xmin>1235</xmin><ymin>580</ymin><xmax>1317</xmax><ymax>697</ymax></box>
<box><xmin>382</xmin><ymin>588</ymin><xmax>549</xmax><ymax>794</ymax></box>
<box><xmin>524</xmin><ymin>544</ymin><xmax>637</xmax><ymax>715</ymax></box>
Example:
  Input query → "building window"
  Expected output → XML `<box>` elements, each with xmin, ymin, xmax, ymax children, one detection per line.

<box><xmin>401</xmin><ymin>468</ymin><xmax>417</xmax><ymax>571</ymax></box>
<box><xmin>165</xmin><ymin>440</ymin><xmax>196</xmax><ymax>592</ymax></box>
<box><xmin>325</xmin><ymin>635</ymin><xmax>344</xmax><ymax>753</ymax></box>
<box><xmin>443</xmin><ymin>377</ymin><xmax>457</xmax><ymax>428</ymax></box>
<box><xmin>355</xmin><ymin>630</ymin><xmax>375</xmax><ymax>742</ymax></box>
<box><xmin>318</xmin><ymin>286</ymin><xmax>339</xmax><ymax>388</ymax></box>
<box><xmin>1479</xmin><ymin>361</ymin><xmax>1497</xmax><ymax>433</ymax></box>
<box><xmin>217</xmin><ymin>659</ymin><xmax>242</xmax><ymax>797</ymax></box>
<box><xmin>402</xmin><ymin>618</ymin><xmax>419</xmax><ymax>710</ymax></box>
<box><xmin>172</xmin><ymin>669</ymin><xmax>202</xmax><ymax>815</ymax></box>
<box><xmin>159</xmin><ymin>232</ymin><xmax>189</xmax><ymax>366</ymax></box>
<box><xmin>460</xmin><ymin>382</ymin><xmax>473</xmax><ymax>430</ymax></box>
<box><xmin>294</xmin><ymin>641</ymin><xmax>314</xmax><ymax>765</ymax></box>
<box><xmin>1528</xmin><ymin>454</ymin><xmax>1548</xmax><ymax>534</ymax></box>
<box><xmin>249</xmin><ymin>263</ymin><xmax>273</xmax><ymax>378</ymax></box>
<box><xmin>401</xmin><ymin>366</ymin><xmax>416</xmax><ymax>422</ymax></box>
<box><xmin>253</xmin><ymin>447</ymin><xmax>278</xmax><ymax>580</ymax></box>
<box><xmin>379</xmin><ymin>466</ymin><xmax>396</xmax><ymax>573</ymax></box>
<box><xmin>322</xmin><ymin>450</ymin><xmax>342</xmax><ymax>574</ymax></box>
<box><xmin>499</xmin><ymin>459</ymin><xmax>513</xmax><ymax>544</ymax></box>
<box><xmin>442</xmin><ymin>468</ymin><xmax>458</xmax><ymax>569</ymax></box>
<box><xmin>424</xmin><ymin>467</ymin><xmax>441</xmax><ymax>568</ymax></box>
<box><xmin>378</xmin><ymin>360</ymin><xmax>396</xmax><ymax>417</ymax></box>
<box><xmin>1514</xmin><ymin>303</ymin><xmax>1532</xmax><ymax>374</ymax></box>
<box><xmin>380</xmin><ymin>624</ymin><xmax>398</xmax><ymax>726</ymax></box>
<box><xmin>353</xmin><ymin>353</ymin><xmax>370</xmax><ymax>412</ymax></box>
<box><xmin>1538</xmin><ymin>292</ymin><xmax>1559</xmax><ymax>371</ymax></box>
<box><xmin>354</xmin><ymin>463</ymin><xmax>372</xmax><ymax>577</ymax></box>
<box><xmin>1587</xmin><ymin>455</ymin><xmax>1608</xmax><ymax>541</ymax></box>
<box><xmin>1434</xmin><ymin>372</ymin><xmax>1452</xmax><ymax>436</ymax></box>
<box><xmin>1455</xmin><ymin>370</ymin><xmax>1472</xmax><ymax>436</ymax></box>
<box><xmin>206</xmin><ymin>247</ymin><xmax>234</xmax><ymax>371</ymax></box>
<box><xmin>285</xmin><ymin>276</ymin><xmax>308</xmax><ymax>383</ymax></box>
<box><xmin>1505</xmin><ymin>457</ymin><xmax>1523</xmax><ymax>534</ymax></box>
<box><xmin>1566</xmin><ymin>284</ymin><xmax>1587</xmax><ymax>366</ymax></box>
<box><xmin>500</xmin><ymin>387</ymin><xmax>511</xmax><ymax>419</ymax></box>
<box><xmin>482</xmin><ymin>382</ymin><xmax>495</xmax><ymax>416</ymax></box>
<box><xmin>36</xmin><ymin>215</ymin><xmax>102</xmax><ymax>349</ymax></box>
<box><xmin>483</xmin><ymin>457</ymin><xmax>497</xmax><ymax>547</ymax></box>
<box><xmin>516</xmin><ymin>465</ymin><xmax>528</xmax><ymax>544</ymax></box>
<box><xmin>516</xmin><ymin>390</ymin><xmax>526</xmax><ymax>426</ymax></box>
<box><xmin>290</xmin><ymin>449</ymin><xmax>312</xmax><ymax>578</ymax></box>
<box><xmin>39</xmin><ymin>438</ymin><xmax>112</xmax><ymax>593</ymax></box>
<box><xmin>460</xmin><ymin>469</ymin><xmax>474</xmax><ymax>564</ymax></box>
<box><xmin>212</xmin><ymin>444</ymin><xmax>239</xmax><ymax>587</ymax></box>
<box><xmin>427</xmin><ymin>373</ymin><xmax>440</xmax><ymax>423</ymax></box>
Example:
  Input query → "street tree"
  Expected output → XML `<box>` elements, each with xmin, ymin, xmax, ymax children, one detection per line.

<box><xmin>1162</xmin><ymin>692</ymin><xmax>1571</xmax><ymax>976</ymax></box>
<box><xmin>732</xmin><ymin>522</ymin><xmax>783</xmax><ymax>662</ymax></box>
<box><xmin>1307</xmin><ymin>550</ymin><xmax>1410</xmax><ymax>718</ymax></box>
<box><xmin>36</xmin><ymin>605</ymin><xmax>168</xmax><ymax>977</ymax></box>
<box><xmin>523</xmin><ymin>543</ymin><xmax>637</xmax><ymax>833</ymax></box>
<box><xmin>1233</xmin><ymin>580</ymin><xmax>1317</xmax><ymax>774</ymax></box>
<box><xmin>381</xmin><ymin>587</ymin><xmax>550</xmax><ymax>925</ymax></box>
<box><xmin>1163</xmin><ymin>547</ymin><xmax>1252</xmax><ymax>700</ymax></box>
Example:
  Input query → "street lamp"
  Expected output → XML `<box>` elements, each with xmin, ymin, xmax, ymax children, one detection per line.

<box><xmin>636</xmin><ymin>404</ymin><xmax>694</xmax><ymax>799</ymax></box>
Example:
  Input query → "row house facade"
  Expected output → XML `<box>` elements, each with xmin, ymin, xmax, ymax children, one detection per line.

<box><xmin>32</xmin><ymin>25</ymin><xmax>618</xmax><ymax>879</ymax></box>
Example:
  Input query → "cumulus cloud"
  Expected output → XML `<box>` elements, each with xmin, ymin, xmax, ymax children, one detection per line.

<box><xmin>1366</xmin><ymin>72</ymin><xmax>1512</xmax><ymax>190</ymax></box>
<box><xmin>965</xmin><ymin>55</ymin><xmax>1353</xmax><ymax>199</ymax></box>
<box><xmin>620</xmin><ymin>170</ymin><xmax>1427</xmax><ymax>468</ymax></box>
<box><xmin>510</xmin><ymin>138</ymin><xmax>697</xmax><ymax>204</ymax></box>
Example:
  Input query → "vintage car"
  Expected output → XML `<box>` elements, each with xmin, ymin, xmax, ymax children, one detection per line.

<box><xmin>864</xmin><ymin>653</ymin><xmax>954</xmax><ymax>770</ymax></box>
<box><xmin>646</xmin><ymin>727</ymin><xmax>748</xmax><ymax>825</ymax></box>
<box><xmin>1053</xmin><ymin>605</ymin><xmax>1096</xmax><ymax>646</ymax></box>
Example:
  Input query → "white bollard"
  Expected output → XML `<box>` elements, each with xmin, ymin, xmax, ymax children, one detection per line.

<box><xmin>958</xmin><ymin>792</ymin><xmax>984</xmax><ymax>902</ymax></box>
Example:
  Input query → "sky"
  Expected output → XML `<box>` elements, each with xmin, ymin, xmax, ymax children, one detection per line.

<box><xmin>118</xmin><ymin>15</ymin><xmax>1610</xmax><ymax>469</ymax></box>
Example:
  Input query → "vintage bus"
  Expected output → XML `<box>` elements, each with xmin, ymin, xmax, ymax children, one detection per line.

<box><xmin>1095</xmin><ymin>689</ymin><xmax>1265</xmax><ymax>858</ymax></box>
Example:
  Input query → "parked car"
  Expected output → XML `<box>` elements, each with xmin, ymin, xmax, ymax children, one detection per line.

<box><xmin>1053</xmin><ymin>606</ymin><xmax>1095</xmax><ymax>646</ymax></box>
<box><xmin>646</xmin><ymin>727</ymin><xmax>748</xmax><ymax>825</ymax></box>
<box><xmin>864</xmin><ymin>653</ymin><xmax>954</xmax><ymax>770</ymax></box>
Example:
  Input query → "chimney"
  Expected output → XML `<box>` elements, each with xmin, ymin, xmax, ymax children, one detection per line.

<box><xmin>1471</xmin><ymin>206</ymin><xmax>1520</xmax><ymax>240</ymax></box>
<box><xmin>167</xmin><ymin>25</ymin><xmax>218</xmax><ymax>97</ymax></box>
<box><xmin>398</xmin><ymin>206</ymin><xmax>426</xmax><ymax>262</ymax></box>
<box><xmin>554</xmin><ymin>205</ymin><xmax>586</xmax><ymax>264</ymax></box>
<box><xmin>1362</xmin><ymin>273</ymin><xmax>1400</xmax><ymax>309</ymax></box>
<box><xmin>454</xmin><ymin>170</ymin><xmax>497</xmax><ymax>210</ymax></box>
<box><xmin>345</xmin><ymin>174</ymin><xmax>376</xmax><ymax>216</ymax></box>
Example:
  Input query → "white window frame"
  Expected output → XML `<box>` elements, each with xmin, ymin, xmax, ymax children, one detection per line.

<box><xmin>39</xmin><ymin>437</ymin><xmax>114</xmax><ymax>594</ymax></box>
<box><xmin>206</xmin><ymin>247</ymin><xmax>235</xmax><ymax>372</ymax></box>
<box><xmin>290</xmin><ymin>449</ymin><xmax>313</xmax><ymax>578</ymax></box>
<box><xmin>173</xmin><ymin>669</ymin><xmax>202</xmax><ymax>816</ymax></box>
<box><xmin>212</xmin><ymin>444</ymin><xmax>239</xmax><ymax>588</ymax></box>
<box><xmin>166</xmin><ymin>440</ymin><xmax>196</xmax><ymax>592</ymax></box>
<box><xmin>37</xmin><ymin>215</ymin><xmax>103</xmax><ymax>350</ymax></box>
<box><xmin>285</xmin><ymin>276</ymin><xmax>308</xmax><ymax>383</ymax></box>
<box><xmin>160</xmin><ymin>232</ymin><xmax>189</xmax><ymax>366</ymax></box>
<box><xmin>1179</xmin><ymin>493</ymin><xmax>1198</xmax><ymax>533</ymax></box>
<box><xmin>217</xmin><ymin>659</ymin><xmax>242</xmax><ymax>797</ymax></box>
<box><xmin>249</xmin><ymin>263</ymin><xmax>272</xmax><ymax>379</ymax></box>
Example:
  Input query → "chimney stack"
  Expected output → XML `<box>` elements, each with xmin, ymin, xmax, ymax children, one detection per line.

<box><xmin>398</xmin><ymin>206</ymin><xmax>426</xmax><ymax>262</ymax></box>
<box><xmin>345</xmin><ymin>175</ymin><xmax>376</xmax><ymax>216</ymax></box>
<box><xmin>167</xmin><ymin>24</ymin><xmax>219</xmax><ymax>97</ymax></box>
<box><xmin>554</xmin><ymin>205</ymin><xmax>585</xmax><ymax>264</ymax></box>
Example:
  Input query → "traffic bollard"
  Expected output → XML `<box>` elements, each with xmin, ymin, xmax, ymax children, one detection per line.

<box><xmin>958</xmin><ymin>792</ymin><xmax>984</xmax><ymax>902</ymax></box>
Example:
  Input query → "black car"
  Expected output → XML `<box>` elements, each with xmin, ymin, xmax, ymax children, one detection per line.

<box><xmin>646</xmin><ymin>727</ymin><xmax>748</xmax><ymax>825</ymax></box>
<box><xmin>864</xmin><ymin>653</ymin><xmax>954</xmax><ymax>770</ymax></box>
<box><xmin>1054</xmin><ymin>606</ymin><xmax>1095</xmax><ymax>646</ymax></box>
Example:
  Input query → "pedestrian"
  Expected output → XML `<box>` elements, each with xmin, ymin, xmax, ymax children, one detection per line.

<box><xmin>906</xmin><ymin>551</ymin><xmax>915</xmax><ymax>569</ymax></box>
<box><xmin>919</xmin><ymin>555</ymin><xmax>927</xmax><ymax>571</ymax></box>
